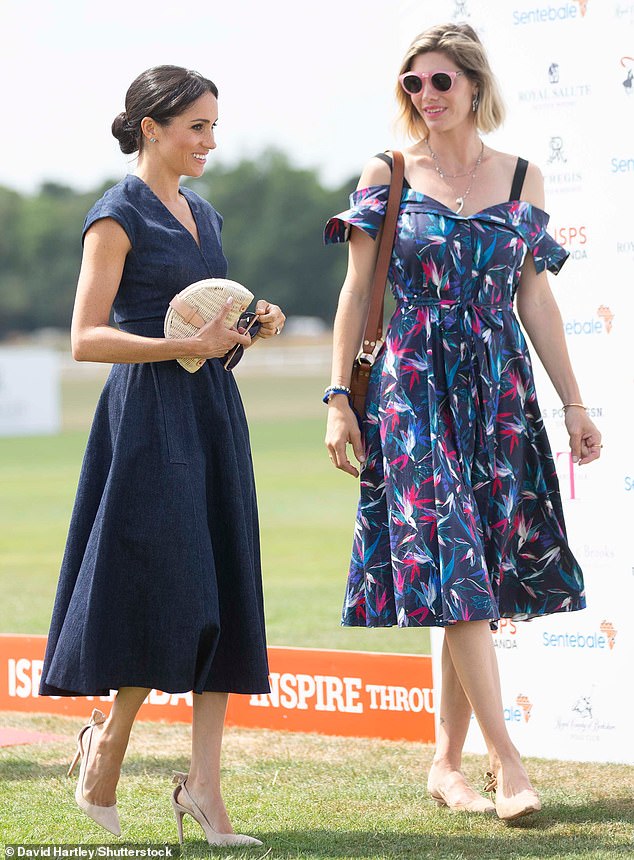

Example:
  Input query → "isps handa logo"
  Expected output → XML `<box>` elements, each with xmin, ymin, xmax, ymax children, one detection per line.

<box><xmin>553</xmin><ymin>225</ymin><xmax>588</xmax><ymax>261</ymax></box>
<box><xmin>564</xmin><ymin>305</ymin><xmax>614</xmax><ymax>336</ymax></box>
<box><xmin>492</xmin><ymin>619</ymin><xmax>519</xmax><ymax>650</ymax></box>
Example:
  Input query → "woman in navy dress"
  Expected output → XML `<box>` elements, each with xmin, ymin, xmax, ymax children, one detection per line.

<box><xmin>324</xmin><ymin>24</ymin><xmax>602</xmax><ymax>820</ymax></box>
<box><xmin>39</xmin><ymin>65</ymin><xmax>284</xmax><ymax>846</ymax></box>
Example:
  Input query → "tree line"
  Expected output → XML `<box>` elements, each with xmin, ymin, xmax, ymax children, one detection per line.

<box><xmin>0</xmin><ymin>150</ymin><xmax>357</xmax><ymax>336</ymax></box>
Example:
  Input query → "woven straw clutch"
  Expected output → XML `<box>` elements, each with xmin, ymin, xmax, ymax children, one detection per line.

<box><xmin>164</xmin><ymin>278</ymin><xmax>254</xmax><ymax>373</ymax></box>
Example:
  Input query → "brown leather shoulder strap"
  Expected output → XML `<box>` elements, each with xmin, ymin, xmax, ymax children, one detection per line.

<box><xmin>359</xmin><ymin>150</ymin><xmax>404</xmax><ymax>359</ymax></box>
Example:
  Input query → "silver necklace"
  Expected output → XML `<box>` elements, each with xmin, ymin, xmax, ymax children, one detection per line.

<box><xmin>425</xmin><ymin>138</ymin><xmax>485</xmax><ymax>214</ymax></box>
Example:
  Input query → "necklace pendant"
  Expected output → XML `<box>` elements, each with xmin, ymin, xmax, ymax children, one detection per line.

<box><xmin>455</xmin><ymin>196</ymin><xmax>464</xmax><ymax>214</ymax></box>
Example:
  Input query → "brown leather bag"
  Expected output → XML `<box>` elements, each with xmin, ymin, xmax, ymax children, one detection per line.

<box><xmin>349</xmin><ymin>150</ymin><xmax>405</xmax><ymax>417</ymax></box>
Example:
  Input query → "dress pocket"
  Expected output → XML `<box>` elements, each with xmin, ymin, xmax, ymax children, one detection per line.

<box><xmin>151</xmin><ymin>363</ymin><xmax>189</xmax><ymax>465</ymax></box>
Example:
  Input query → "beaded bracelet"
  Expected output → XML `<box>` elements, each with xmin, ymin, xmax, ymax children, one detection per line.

<box><xmin>562</xmin><ymin>403</ymin><xmax>587</xmax><ymax>411</ymax></box>
<box><xmin>323</xmin><ymin>385</ymin><xmax>351</xmax><ymax>405</ymax></box>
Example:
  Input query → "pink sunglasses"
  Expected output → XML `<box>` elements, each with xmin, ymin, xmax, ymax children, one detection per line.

<box><xmin>399</xmin><ymin>70</ymin><xmax>464</xmax><ymax>95</ymax></box>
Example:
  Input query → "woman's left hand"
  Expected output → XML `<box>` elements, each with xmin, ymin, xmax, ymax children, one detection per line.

<box><xmin>252</xmin><ymin>299</ymin><xmax>286</xmax><ymax>340</ymax></box>
<box><xmin>564</xmin><ymin>407</ymin><xmax>602</xmax><ymax>466</ymax></box>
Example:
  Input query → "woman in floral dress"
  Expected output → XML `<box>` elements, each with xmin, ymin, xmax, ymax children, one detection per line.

<box><xmin>324</xmin><ymin>23</ymin><xmax>601</xmax><ymax>821</ymax></box>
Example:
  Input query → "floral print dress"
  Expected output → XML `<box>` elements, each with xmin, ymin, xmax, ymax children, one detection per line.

<box><xmin>325</xmin><ymin>185</ymin><xmax>585</xmax><ymax>628</ymax></box>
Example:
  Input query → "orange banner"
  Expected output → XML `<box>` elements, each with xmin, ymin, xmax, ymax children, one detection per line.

<box><xmin>0</xmin><ymin>635</ymin><xmax>435</xmax><ymax>743</ymax></box>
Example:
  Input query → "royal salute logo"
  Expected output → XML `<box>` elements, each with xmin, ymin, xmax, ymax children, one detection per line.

<box><xmin>518</xmin><ymin>63</ymin><xmax>590</xmax><ymax>111</ymax></box>
<box><xmin>516</xmin><ymin>694</ymin><xmax>533</xmax><ymax>722</ymax></box>
<box><xmin>599</xmin><ymin>620</ymin><xmax>617</xmax><ymax>650</ymax></box>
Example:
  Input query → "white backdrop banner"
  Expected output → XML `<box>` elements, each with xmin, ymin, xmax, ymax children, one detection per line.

<box><xmin>398</xmin><ymin>0</ymin><xmax>633</xmax><ymax>763</ymax></box>
<box><xmin>0</xmin><ymin>348</ymin><xmax>61</xmax><ymax>437</ymax></box>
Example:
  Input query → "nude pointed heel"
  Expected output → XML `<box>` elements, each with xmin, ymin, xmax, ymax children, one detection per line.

<box><xmin>70</xmin><ymin>709</ymin><xmax>121</xmax><ymax>837</ymax></box>
<box><xmin>484</xmin><ymin>771</ymin><xmax>541</xmax><ymax>821</ymax></box>
<box><xmin>171</xmin><ymin>772</ymin><xmax>262</xmax><ymax>848</ymax></box>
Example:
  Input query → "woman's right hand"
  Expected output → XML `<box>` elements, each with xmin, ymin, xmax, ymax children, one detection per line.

<box><xmin>191</xmin><ymin>298</ymin><xmax>253</xmax><ymax>359</ymax></box>
<box><xmin>325</xmin><ymin>397</ymin><xmax>366</xmax><ymax>478</ymax></box>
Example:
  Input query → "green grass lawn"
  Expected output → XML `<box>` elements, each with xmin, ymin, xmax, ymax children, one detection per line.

<box><xmin>1</xmin><ymin>713</ymin><xmax>633</xmax><ymax>858</ymax></box>
<box><xmin>1</xmin><ymin>367</ymin><xmax>633</xmax><ymax>857</ymax></box>
<box><xmin>0</xmin><ymin>369</ymin><xmax>429</xmax><ymax>654</ymax></box>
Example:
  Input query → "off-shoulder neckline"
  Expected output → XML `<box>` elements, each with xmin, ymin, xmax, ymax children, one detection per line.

<box><xmin>353</xmin><ymin>184</ymin><xmax>549</xmax><ymax>221</ymax></box>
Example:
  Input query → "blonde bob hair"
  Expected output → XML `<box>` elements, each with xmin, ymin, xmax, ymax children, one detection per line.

<box><xmin>396</xmin><ymin>23</ymin><xmax>505</xmax><ymax>139</ymax></box>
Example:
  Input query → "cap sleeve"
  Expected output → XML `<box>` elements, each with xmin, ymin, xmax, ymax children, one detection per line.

<box><xmin>517</xmin><ymin>206</ymin><xmax>569</xmax><ymax>275</ymax></box>
<box><xmin>324</xmin><ymin>185</ymin><xmax>389</xmax><ymax>244</ymax></box>
<box><xmin>82</xmin><ymin>196</ymin><xmax>136</xmax><ymax>247</ymax></box>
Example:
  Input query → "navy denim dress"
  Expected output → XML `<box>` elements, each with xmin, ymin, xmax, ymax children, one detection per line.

<box><xmin>39</xmin><ymin>175</ymin><xmax>270</xmax><ymax>696</ymax></box>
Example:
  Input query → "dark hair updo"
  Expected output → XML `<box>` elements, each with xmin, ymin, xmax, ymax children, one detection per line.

<box><xmin>111</xmin><ymin>65</ymin><xmax>219</xmax><ymax>155</ymax></box>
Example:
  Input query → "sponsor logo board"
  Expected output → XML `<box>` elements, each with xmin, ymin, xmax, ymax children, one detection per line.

<box><xmin>0</xmin><ymin>636</ymin><xmax>435</xmax><ymax>743</ymax></box>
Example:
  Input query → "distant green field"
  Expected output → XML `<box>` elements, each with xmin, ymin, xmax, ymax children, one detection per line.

<box><xmin>0</xmin><ymin>369</ymin><xmax>430</xmax><ymax>655</ymax></box>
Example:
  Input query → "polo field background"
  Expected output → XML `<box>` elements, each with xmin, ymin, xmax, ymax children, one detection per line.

<box><xmin>0</xmin><ymin>363</ymin><xmax>431</xmax><ymax>656</ymax></box>
<box><xmin>1</xmin><ymin>363</ymin><xmax>633</xmax><ymax>858</ymax></box>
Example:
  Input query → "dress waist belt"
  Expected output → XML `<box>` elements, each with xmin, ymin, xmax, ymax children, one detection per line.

<box><xmin>397</xmin><ymin>298</ymin><xmax>511</xmax><ymax>481</ymax></box>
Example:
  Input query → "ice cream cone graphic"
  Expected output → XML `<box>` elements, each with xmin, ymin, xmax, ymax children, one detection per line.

<box><xmin>600</xmin><ymin>620</ymin><xmax>617</xmax><ymax>650</ymax></box>
<box><xmin>516</xmin><ymin>694</ymin><xmax>533</xmax><ymax>722</ymax></box>
<box><xmin>597</xmin><ymin>305</ymin><xmax>614</xmax><ymax>333</ymax></box>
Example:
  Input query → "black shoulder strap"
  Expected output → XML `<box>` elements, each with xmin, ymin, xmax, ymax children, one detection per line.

<box><xmin>374</xmin><ymin>152</ymin><xmax>411</xmax><ymax>188</ymax></box>
<box><xmin>509</xmin><ymin>157</ymin><xmax>529</xmax><ymax>201</ymax></box>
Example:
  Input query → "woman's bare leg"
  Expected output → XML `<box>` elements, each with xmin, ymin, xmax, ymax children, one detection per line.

<box><xmin>427</xmin><ymin>634</ymin><xmax>493</xmax><ymax>807</ymax></box>
<box><xmin>184</xmin><ymin>692</ymin><xmax>233</xmax><ymax>833</ymax></box>
<box><xmin>82</xmin><ymin>686</ymin><xmax>150</xmax><ymax>806</ymax></box>
<box><xmin>443</xmin><ymin>620</ymin><xmax>536</xmax><ymax>804</ymax></box>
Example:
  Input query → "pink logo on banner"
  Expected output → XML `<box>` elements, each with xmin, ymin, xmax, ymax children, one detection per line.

<box><xmin>516</xmin><ymin>694</ymin><xmax>533</xmax><ymax>722</ymax></box>
<box><xmin>599</xmin><ymin>620</ymin><xmax>618</xmax><ymax>650</ymax></box>
<box><xmin>596</xmin><ymin>306</ymin><xmax>614</xmax><ymax>333</ymax></box>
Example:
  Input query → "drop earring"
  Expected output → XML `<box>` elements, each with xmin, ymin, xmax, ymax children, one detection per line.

<box><xmin>472</xmin><ymin>92</ymin><xmax>480</xmax><ymax>112</ymax></box>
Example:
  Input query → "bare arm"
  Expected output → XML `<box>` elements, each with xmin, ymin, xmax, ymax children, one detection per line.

<box><xmin>516</xmin><ymin>165</ymin><xmax>602</xmax><ymax>465</ymax></box>
<box><xmin>71</xmin><ymin>218</ymin><xmax>252</xmax><ymax>364</ymax></box>
<box><xmin>325</xmin><ymin>158</ymin><xmax>390</xmax><ymax>477</ymax></box>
